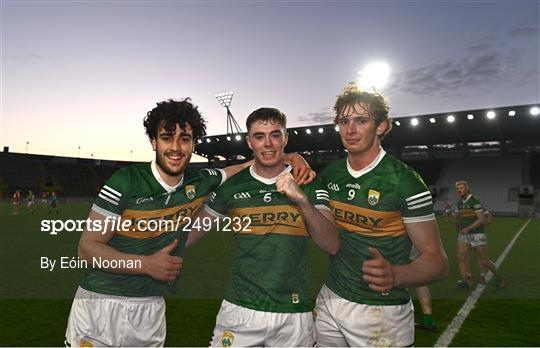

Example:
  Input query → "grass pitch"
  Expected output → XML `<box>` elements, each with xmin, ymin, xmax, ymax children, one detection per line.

<box><xmin>0</xmin><ymin>202</ymin><xmax>538</xmax><ymax>346</ymax></box>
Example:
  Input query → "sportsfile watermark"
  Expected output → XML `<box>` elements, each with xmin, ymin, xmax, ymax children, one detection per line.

<box><xmin>40</xmin><ymin>216</ymin><xmax>252</xmax><ymax>235</ymax></box>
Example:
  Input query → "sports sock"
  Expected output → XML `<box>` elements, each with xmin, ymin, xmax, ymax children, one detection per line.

<box><xmin>422</xmin><ymin>314</ymin><xmax>434</xmax><ymax>326</ymax></box>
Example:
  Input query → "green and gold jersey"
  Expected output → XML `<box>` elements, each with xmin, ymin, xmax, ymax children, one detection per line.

<box><xmin>321</xmin><ymin>149</ymin><xmax>435</xmax><ymax>305</ymax></box>
<box><xmin>205</xmin><ymin>165</ymin><xmax>330</xmax><ymax>313</ymax></box>
<box><xmin>80</xmin><ymin>161</ymin><xmax>225</xmax><ymax>297</ymax></box>
<box><xmin>456</xmin><ymin>195</ymin><xmax>484</xmax><ymax>234</ymax></box>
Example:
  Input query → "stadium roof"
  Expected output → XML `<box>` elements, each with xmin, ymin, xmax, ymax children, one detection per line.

<box><xmin>194</xmin><ymin>104</ymin><xmax>540</xmax><ymax>160</ymax></box>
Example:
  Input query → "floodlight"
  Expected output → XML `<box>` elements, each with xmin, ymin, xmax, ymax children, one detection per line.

<box><xmin>411</xmin><ymin>118</ymin><xmax>419</xmax><ymax>126</ymax></box>
<box><xmin>334</xmin><ymin>125</ymin><xmax>339</xmax><ymax>132</ymax></box>
<box><xmin>318</xmin><ymin>128</ymin><xmax>324</xmax><ymax>133</ymax></box>
<box><xmin>227</xmin><ymin>136</ymin><xmax>231</xmax><ymax>141</ymax></box>
<box><xmin>508</xmin><ymin>110</ymin><xmax>516</xmax><ymax>116</ymax></box>
<box><xmin>306</xmin><ymin>129</ymin><xmax>312</xmax><ymax>134</ymax></box>
<box><xmin>293</xmin><ymin>130</ymin><xmax>298</xmax><ymax>135</ymax></box>
<box><xmin>530</xmin><ymin>106</ymin><xmax>540</xmax><ymax>116</ymax></box>
<box><xmin>235</xmin><ymin>135</ymin><xmax>242</xmax><ymax>141</ymax></box>
<box><xmin>395</xmin><ymin>121</ymin><xmax>401</xmax><ymax>126</ymax></box>
<box><xmin>215</xmin><ymin>91</ymin><xmax>234</xmax><ymax>108</ymax></box>
<box><xmin>447</xmin><ymin>115</ymin><xmax>455</xmax><ymax>123</ymax></box>
<box><xmin>206</xmin><ymin>138</ymin><xmax>211</xmax><ymax>143</ymax></box>
<box><xmin>358</xmin><ymin>62</ymin><xmax>390</xmax><ymax>91</ymax></box>
<box><xmin>467</xmin><ymin>114</ymin><xmax>474</xmax><ymax>120</ymax></box>
<box><xmin>486</xmin><ymin>111</ymin><xmax>496</xmax><ymax>119</ymax></box>
<box><xmin>429</xmin><ymin>118</ymin><xmax>436</xmax><ymax>124</ymax></box>
<box><xmin>215</xmin><ymin>90</ymin><xmax>243</xmax><ymax>134</ymax></box>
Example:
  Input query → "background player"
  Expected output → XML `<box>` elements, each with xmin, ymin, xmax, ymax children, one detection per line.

<box><xmin>12</xmin><ymin>189</ymin><xmax>21</xmax><ymax>215</ymax></box>
<box><xmin>314</xmin><ymin>82</ymin><xmax>448</xmax><ymax>347</ymax></box>
<box><xmin>414</xmin><ymin>286</ymin><xmax>436</xmax><ymax>331</ymax></box>
<box><xmin>455</xmin><ymin>181</ymin><xmax>505</xmax><ymax>289</ymax></box>
<box><xmin>48</xmin><ymin>191</ymin><xmax>59</xmax><ymax>215</ymax></box>
<box><xmin>26</xmin><ymin>190</ymin><xmax>35</xmax><ymax>214</ymax></box>
<box><xmin>462</xmin><ymin>208</ymin><xmax>493</xmax><ymax>284</ymax></box>
<box><xmin>410</xmin><ymin>247</ymin><xmax>437</xmax><ymax>331</ymax></box>
<box><xmin>41</xmin><ymin>191</ymin><xmax>48</xmax><ymax>206</ymax></box>
<box><xmin>186</xmin><ymin>107</ymin><xmax>339</xmax><ymax>347</ymax></box>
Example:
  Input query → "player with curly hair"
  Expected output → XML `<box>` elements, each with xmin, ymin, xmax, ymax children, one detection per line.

<box><xmin>65</xmin><ymin>98</ymin><xmax>314</xmax><ymax>347</ymax></box>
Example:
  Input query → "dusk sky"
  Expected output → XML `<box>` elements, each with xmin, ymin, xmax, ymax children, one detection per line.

<box><xmin>2</xmin><ymin>1</ymin><xmax>538</xmax><ymax>162</ymax></box>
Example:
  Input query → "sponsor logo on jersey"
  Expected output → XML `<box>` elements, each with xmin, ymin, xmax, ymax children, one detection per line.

<box><xmin>368</xmin><ymin>189</ymin><xmax>380</xmax><ymax>206</ymax></box>
<box><xmin>238</xmin><ymin>210</ymin><xmax>302</xmax><ymax>225</ymax></box>
<box><xmin>233</xmin><ymin>192</ymin><xmax>252</xmax><ymax>199</ymax></box>
<box><xmin>346</xmin><ymin>183</ymin><xmax>361</xmax><ymax>190</ymax></box>
<box><xmin>221</xmin><ymin>331</ymin><xmax>234</xmax><ymax>347</ymax></box>
<box><xmin>291</xmin><ymin>291</ymin><xmax>299</xmax><ymax>304</ymax></box>
<box><xmin>330</xmin><ymin>200</ymin><xmax>406</xmax><ymax>237</ymax></box>
<box><xmin>333</xmin><ymin>207</ymin><xmax>383</xmax><ymax>227</ymax></box>
<box><xmin>185</xmin><ymin>185</ymin><xmax>196</xmax><ymax>200</ymax></box>
<box><xmin>136</xmin><ymin>196</ymin><xmax>154</xmax><ymax>205</ymax></box>
<box><xmin>327</xmin><ymin>182</ymin><xmax>340</xmax><ymax>191</ymax></box>
<box><xmin>117</xmin><ymin>197</ymin><xmax>205</xmax><ymax>238</ymax></box>
<box><xmin>229</xmin><ymin>206</ymin><xmax>308</xmax><ymax>236</ymax></box>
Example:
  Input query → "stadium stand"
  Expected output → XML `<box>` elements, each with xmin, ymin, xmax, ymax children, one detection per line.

<box><xmin>405</xmin><ymin>159</ymin><xmax>446</xmax><ymax>188</ymax></box>
<box><xmin>195</xmin><ymin>104</ymin><xmax>540</xmax><ymax>216</ymax></box>
<box><xmin>434</xmin><ymin>156</ymin><xmax>522</xmax><ymax>215</ymax></box>
<box><xmin>1</xmin><ymin>104</ymin><xmax>538</xmax><ymax>215</ymax></box>
<box><xmin>0</xmin><ymin>153</ymin><xmax>125</xmax><ymax>200</ymax></box>
<box><xmin>0</xmin><ymin>152</ymin><xmax>210</xmax><ymax>201</ymax></box>
<box><xmin>0</xmin><ymin>156</ymin><xmax>44</xmax><ymax>192</ymax></box>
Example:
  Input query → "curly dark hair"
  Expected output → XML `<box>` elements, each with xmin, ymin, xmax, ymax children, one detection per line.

<box><xmin>333</xmin><ymin>82</ymin><xmax>392</xmax><ymax>139</ymax></box>
<box><xmin>143</xmin><ymin>98</ymin><xmax>207</xmax><ymax>141</ymax></box>
<box><xmin>246</xmin><ymin>107</ymin><xmax>287</xmax><ymax>132</ymax></box>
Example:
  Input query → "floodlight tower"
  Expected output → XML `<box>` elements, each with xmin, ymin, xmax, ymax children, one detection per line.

<box><xmin>215</xmin><ymin>91</ymin><xmax>243</xmax><ymax>134</ymax></box>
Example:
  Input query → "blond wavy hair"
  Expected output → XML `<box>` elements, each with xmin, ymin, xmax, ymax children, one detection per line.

<box><xmin>333</xmin><ymin>81</ymin><xmax>393</xmax><ymax>139</ymax></box>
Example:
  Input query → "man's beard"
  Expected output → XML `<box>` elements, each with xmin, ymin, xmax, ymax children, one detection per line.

<box><xmin>156</xmin><ymin>151</ymin><xmax>188</xmax><ymax>177</ymax></box>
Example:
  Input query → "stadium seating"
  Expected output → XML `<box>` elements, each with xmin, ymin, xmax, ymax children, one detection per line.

<box><xmin>0</xmin><ymin>152</ymin><xmax>536</xmax><ymax>215</ymax></box>
<box><xmin>0</xmin><ymin>153</ymin><xmax>127</xmax><ymax>199</ymax></box>
<box><xmin>0</xmin><ymin>157</ymin><xmax>44</xmax><ymax>190</ymax></box>
<box><xmin>404</xmin><ymin>159</ymin><xmax>445</xmax><ymax>187</ymax></box>
<box><xmin>435</xmin><ymin>155</ymin><xmax>523</xmax><ymax>215</ymax></box>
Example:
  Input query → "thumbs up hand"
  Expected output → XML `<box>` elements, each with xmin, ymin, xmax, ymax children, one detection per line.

<box><xmin>143</xmin><ymin>239</ymin><xmax>183</xmax><ymax>282</ymax></box>
<box><xmin>362</xmin><ymin>247</ymin><xmax>395</xmax><ymax>293</ymax></box>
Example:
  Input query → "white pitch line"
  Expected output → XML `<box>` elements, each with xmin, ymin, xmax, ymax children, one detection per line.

<box><xmin>435</xmin><ymin>218</ymin><xmax>532</xmax><ymax>347</ymax></box>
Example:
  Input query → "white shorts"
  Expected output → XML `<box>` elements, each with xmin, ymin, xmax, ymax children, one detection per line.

<box><xmin>458</xmin><ymin>233</ymin><xmax>488</xmax><ymax>247</ymax></box>
<box><xmin>65</xmin><ymin>286</ymin><xmax>166</xmax><ymax>347</ymax></box>
<box><xmin>315</xmin><ymin>284</ymin><xmax>414</xmax><ymax>347</ymax></box>
<box><xmin>210</xmin><ymin>300</ymin><xmax>314</xmax><ymax>347</ymax></box>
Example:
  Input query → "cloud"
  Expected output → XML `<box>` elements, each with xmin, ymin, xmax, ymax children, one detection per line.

<box><xmin>388</xmin><ymin>48</ymin><xmax>535</xmax><ymax>98</ymax></box>
<box><xmin>389</xmin><ymin>21</ymin><xmax>539</xmax><ymax>99</ymax></box>
<box><xmin>465</xmin><ymin>43</ymin><xmax>492</xmax><ymax>53</ymax></box>
<box><xmin>297</xmin><ymin>108</ymin><xmax>334</xmax><ymax>124</ymax></box>
<box><xmin>9</xmin><ymin>52</ymin><xmax>43</xmax><ymax>62</ymax></box>
<box><xmin>509</xmin><ymin>26</ymin><xmax>538</xmax><ymax>37</ymax></box>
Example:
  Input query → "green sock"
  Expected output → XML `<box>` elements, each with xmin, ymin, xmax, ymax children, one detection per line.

<box><xmin>423</xmin><ymin>314</ymin><xmax>434</xmax><ymax>326</ymax></box>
